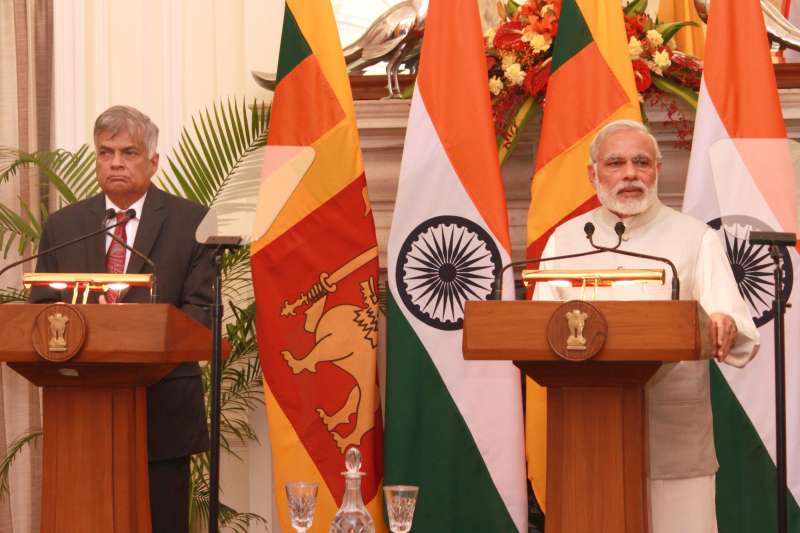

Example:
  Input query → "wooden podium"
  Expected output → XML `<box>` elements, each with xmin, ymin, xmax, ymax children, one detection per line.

<box><xmin>463</xmin><ymin>300</ymin><xmax>711</xmax><ymax>533</ymax></box>
<box><xmin>0</xmin><ymin>303</ymin><xmax>212</xmax><ymax>533</ymax></box>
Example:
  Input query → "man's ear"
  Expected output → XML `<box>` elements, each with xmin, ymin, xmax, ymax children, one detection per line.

<box><xmin>150</xmin><ymin>153</ymin><xmax>160</xmax><ymax>173</ymax></box>
<box><xmin>587</xmin><ymin>163</ymin><xmax>597</xmax><ymax>188</ymax></box>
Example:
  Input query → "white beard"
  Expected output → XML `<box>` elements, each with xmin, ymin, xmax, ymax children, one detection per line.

<box><xmin>594</xmin><ymin>176</ymin><xmax>658</xmax><ymax>216</ymax></box>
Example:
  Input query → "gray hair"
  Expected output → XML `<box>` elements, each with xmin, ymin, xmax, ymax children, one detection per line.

<box><xmin>588</xmin><ymin>119</ymin><xmax>661</xmax><ymax>164</ymax></box>
<box><xmin>93</xmin><ymin>105</ymin><xmax>159</xmax><ymax>156</ymax></box>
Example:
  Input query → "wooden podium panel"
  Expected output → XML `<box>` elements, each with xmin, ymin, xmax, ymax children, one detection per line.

<box><xmin>463</xmin><ymin>300</ymin><xmax>710</xmax><ymax>533</ymax></box>
<box><xmin>0</xmin><ymin>304</ymin><xmax>212</xmax><ymax>533</ymax></box>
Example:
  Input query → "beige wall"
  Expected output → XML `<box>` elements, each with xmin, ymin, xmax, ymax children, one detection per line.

<box><xmin>54</xmin><ymin>0</ymin><xmax>282</xmax><ymax>153</ymax></box>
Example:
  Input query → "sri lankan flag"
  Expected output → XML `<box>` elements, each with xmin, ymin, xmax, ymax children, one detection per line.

<box><xmin>250</xmin><ymin>2</ymin><xmax>384</xmax><ymax>530</ymax></box>
<box><xmin>525</xmin><ymin>0</ymin><xmax>641</xmax><ymax>511</ymax></box>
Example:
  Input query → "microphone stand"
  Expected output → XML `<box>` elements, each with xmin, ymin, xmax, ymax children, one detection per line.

<box><xmin>0</xmin><ymin>213</ymin><xmax>133</xmax><ymax>280</ymax></box>
<box><xmin>204</xmin><ymin>237</ymin><xmax>243</xmax><ymax>533</ymax></box>
<box><xmin>750</xmin><ymin>230</ymin><xmax>796</xmax><ymax>533</ymax></box>
<box><xmin>586</xmin><ymin>229</ymin><xmax>681</xmax><ymax>300</ymax></box>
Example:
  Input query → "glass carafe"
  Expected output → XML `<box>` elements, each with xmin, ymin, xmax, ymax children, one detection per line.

<box><xmin>329</xmin><ymin>447</ymin><xmax>375</xmax><ymax>533</ymax></box>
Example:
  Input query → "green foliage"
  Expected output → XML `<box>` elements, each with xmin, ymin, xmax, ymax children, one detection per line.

<box><xmin>0</xmin><ymin>287</ymin><xmax>29</xmax><ymax>304</ymax></box>
<box><xmin>652</xmin><ymin>74</ymin><xmax>699</xmax><ymax>109</ymax></box>
<box><xmin>0</xmin><ymin>430</ymin><xmax>42</xmax><ymax>498</ymax></box>
<box><xmin>0</xmin><ymin>145</ymin><xmax>98</xmax><ymax>257</ymax></box>
<box><xmin>623</xmin><ymin>0</ymin><xmax>649</xmax><ymax>16</ymax></box>
<box><xmin>190</xmin><ymin>450</ymin><xmax>269</xmax><ymax>533</ymax></box>
<box><xmin>656</xmin><ymin>20</ymin><xmax>699</xmax><ymax>44</ymax></box>
<box><xmin>205</xmin><ymin>300</ymin><xmax>264</xmax><ymax>458</ymax></box>
<box><xmin>159</xmin><ymin>98</ymin><xmax>269</xmax><ymax>208</ymax></box>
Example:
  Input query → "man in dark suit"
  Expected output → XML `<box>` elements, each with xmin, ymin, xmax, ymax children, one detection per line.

<box><xmin>31</xmin><ymin>105</ymin><xmax>213</xmax><ymax>533</ymax></box>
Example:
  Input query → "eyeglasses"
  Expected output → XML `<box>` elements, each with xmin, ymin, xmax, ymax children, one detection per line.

<box><xmin>599</xmin><ymin>155</ymin><xmax>657</xmax><ymax>172</ymax></box>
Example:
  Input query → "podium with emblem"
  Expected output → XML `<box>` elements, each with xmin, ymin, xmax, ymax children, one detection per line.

<box><xmin>463</xmin><ymin>298</ymin><xmax>712</xmax><ymax>533</ymax></box>
<box><xmin>0</xmin><ymin>303</ymin><xmax>212</xmax><ymax>533</ymax></box>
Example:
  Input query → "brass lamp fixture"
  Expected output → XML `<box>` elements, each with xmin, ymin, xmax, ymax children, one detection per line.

<box><xmin>522</xmin><ymin>268</ymin><xmax>665</xmax><ymax>299</ymax></box>
<box><xmin>23</xmin><ymin>273</ymin><xmax>154</xmax><ymax>304</ymax></box>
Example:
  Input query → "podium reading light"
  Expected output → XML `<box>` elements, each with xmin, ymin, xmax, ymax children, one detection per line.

<box><xmin>521</xmin><ymin>268</ymin><xmax>665</xmax><ymax>299</ymax></box>
<box><xmin>23</xmin><ymin>273</ymin><xmax>154</xmax><ymax>304</ymax></box>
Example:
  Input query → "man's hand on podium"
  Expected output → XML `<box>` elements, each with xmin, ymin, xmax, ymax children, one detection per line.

<box><xmin>709</xmin><ymin>312</ymin><xmax>738</xmax><ymax>362</ymax></box>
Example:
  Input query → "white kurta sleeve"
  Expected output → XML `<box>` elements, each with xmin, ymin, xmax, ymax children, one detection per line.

<box><xmin>692</xmin><ymin>228</ymin><xmax>760</xmax><ymax>367</ymax></box>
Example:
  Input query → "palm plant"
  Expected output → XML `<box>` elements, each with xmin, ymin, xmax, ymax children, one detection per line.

<box><xmin>0</xmin><ymin>98</ymin><xmax>270</xmax><ymax>532</ymax></box>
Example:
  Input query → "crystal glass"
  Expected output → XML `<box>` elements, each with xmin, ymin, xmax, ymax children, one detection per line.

<box><xmin>285</xmin><ymin>482</ymin><xmax>319</xmax><ymax>533</ymax></box>
<box><xmin>383</xmin><ymin>485</ymin><xmax>419</xmax><ymax>533</ymax></box>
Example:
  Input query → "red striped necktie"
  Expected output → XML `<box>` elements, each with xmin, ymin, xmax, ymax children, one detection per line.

<box><xmin>105</xmin><ymin>211</ymin><xmax>128</xmax><ymax>303</ymax></box>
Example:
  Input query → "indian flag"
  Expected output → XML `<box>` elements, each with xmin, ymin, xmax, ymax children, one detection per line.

<box><xmin>250</xmin><ymin>1</ymin><xmax>385</xmax><ymax>530</ymax></box>
<box><xmin>525</xmin><ymin>0</ymin><xmax>641</xmax><ymax>510</ymax></box>
<box><xmin>682</xmin><ymin>0</ymin><xmax>800</xmax><ymax>529</ymax></box>
<box><xmin>384</xmin><ymin>0</ymin><xmax>527</xmax><ymax>531</ymax></box>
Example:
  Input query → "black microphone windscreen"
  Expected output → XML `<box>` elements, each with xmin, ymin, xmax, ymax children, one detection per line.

<box><xmin>584</xmin><ymin>222</ymin><xmax>595</xmax><ymax>238</ymax></box>
<box><xmin>614</xmin><ymin>222</ymin><xmax>626</xmax><ymax>237</ymax></box>
<box><xmin>104</xmin><ymin>208</ymin><xmax>116</xmax><ymax>220</ymax></box>
<box><xmin>125</xmin><ymin>208</ymin><xmax>137</xmax><ymax>219</ymax></box>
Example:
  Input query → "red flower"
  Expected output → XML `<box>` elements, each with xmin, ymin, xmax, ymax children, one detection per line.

<box><xmin>533</xmin><ymin>13</ymin><xmax>558</xmax><ymax>37</ymax></box>
<box><xmin>523</xmin><ymin>60</ymin><xmax>551</xmax><ymax>97</ymax></box>
<box><xmin>493</xmin><ymin>21</ymin><xmax>526</xmax><ymax>51</ymax></box>
<box><xmin>670</xmin><ymin>50</ymin><xmax>702</xmax><ymax>71</ymax></box>
<box><xmin>632</xmin><ymin>59</ymin><xmax>652</xmax><ymax>92</ymax></box>
<box><xmin>624</xmin><ymin>14</ymin><xmax>648</xmax><ymax>38</ymax></box>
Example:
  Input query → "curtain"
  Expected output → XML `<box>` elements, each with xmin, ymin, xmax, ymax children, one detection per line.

<box><xmin>0</xmin><ymin>0</ymin><xmax>53</xmax><ymax>530</ymax></box>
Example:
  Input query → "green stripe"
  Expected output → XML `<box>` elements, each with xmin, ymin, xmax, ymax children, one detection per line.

<box><xmin>550</xmin><ymin>0</ymin><xmax>593</xmax><ymax>73</ymax></box>
<box><xmin>275</xmin><ymin>6</ymin><xmax>312</xmax><ymax>84</ymax></box>
<box><xmin>384</xmin><ymin>295</ymin><xmax>517</xmax><ymax>532</ymax></box>
<box><xmin>711</xmin><ymin>363</ymin><xmax>800</xmax><ymax>531</ymax></box>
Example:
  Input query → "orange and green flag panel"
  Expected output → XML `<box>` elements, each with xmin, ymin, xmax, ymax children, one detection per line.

<box><xmin>250</xmin><ymin>1</ymin><xmax>384</xmax><ymax>529</ymax></box>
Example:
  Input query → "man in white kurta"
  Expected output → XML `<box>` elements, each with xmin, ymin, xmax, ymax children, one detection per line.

<box><xmin>532</xmin><ymin>120</ymin><xmax>759</xmax><ymax>533</ymax></box>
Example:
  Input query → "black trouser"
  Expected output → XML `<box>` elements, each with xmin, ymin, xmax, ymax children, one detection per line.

<box><xmin>149</xmin><ymin>456</ymin><xmax>190</xmax><ymax>533</ymax></box>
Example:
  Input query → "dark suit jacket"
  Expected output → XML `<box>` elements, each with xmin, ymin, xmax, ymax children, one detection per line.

<box><xmin>31</xmin><ymin>185</ymin><xmax>212</xmax><ymax>461</ymax></box>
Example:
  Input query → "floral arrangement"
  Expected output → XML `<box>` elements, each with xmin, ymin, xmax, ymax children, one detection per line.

<box><xmin>486</xmin><ymin>0</ymin><xmax>703</xmax><ymax>161</ymax></box>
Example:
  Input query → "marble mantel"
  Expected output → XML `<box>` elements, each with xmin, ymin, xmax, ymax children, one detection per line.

<box><xmin>356</xmin><ymin>92</ymin><xmax>800</xmax><ymax>266</ymax></box>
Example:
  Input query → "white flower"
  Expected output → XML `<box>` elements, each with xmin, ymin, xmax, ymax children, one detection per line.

<box><xmin>485</xmin><ymin>28</ymin><xmax>496</xmax><ymax>48</ymax></box>
<box><xmin>501</xmin><ymin>52</ymin><xmax>517</xmax><ymax>68</ymax></box>
<box><xmin>646</xmin><ymin>29</ymin><xmax>664</xmax><ymax>47</ymax></box>
<box><xmin>652</xmin><ymin>49</ymin><xmax>671</xmax><ymax>69</ymax></box>
<box><xmin>540</xmin><ymin>3</ymin><xmax>554</xmax><ymax>16</ymax></box>
<box><xmin>489</xmin><ymin>76</ymin><xmax>504</xmax><ymax>95</ymax></box>
<box><xmin>522</xmin><ymin>31</ymin><xmax>551</xmax><ymax>54</ymax></box>
<box><xmin>503</xmin><ymin>63</ymin><xmax>526</xmax><ymax>85</ymax></box>
<box><xmin>628</xmin><ymin>36</ymin><xmax>643</xmax><ymax>59</ymax></box>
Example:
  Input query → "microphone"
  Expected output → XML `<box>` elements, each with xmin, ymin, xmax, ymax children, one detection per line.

<box><xmin>584</xmin><ymin>222</ymin><xmax>680</xmax><ymax>300</ymax></box>
<box><xmin>102</xmin><ymin>208</ymin><xmax>158</xmax><ymax>303</ymax></box>
<box><xmin>584</xmin><ymin>221</ymin><xmax>625</xmax><ymax>250</ymax></box>
<box><xmin>0</xmin><ymin>210</ymin><xmax>134</xmax><ymax>279</ymax></box>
